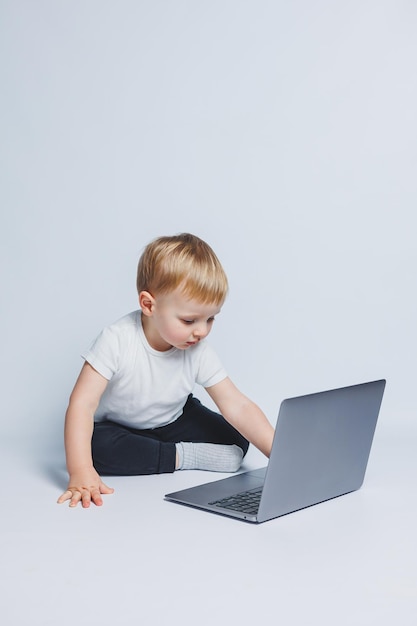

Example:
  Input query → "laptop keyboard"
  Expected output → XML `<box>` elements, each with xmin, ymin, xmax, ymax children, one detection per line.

<box><xmin>209</xmin><ymin>487</ymin><xmax>263</xmax><ymax>515</ymax></box>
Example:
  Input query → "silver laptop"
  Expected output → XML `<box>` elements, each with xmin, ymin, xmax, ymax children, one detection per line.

<box><xmin>165</xmin><ymin>379</ymin><xmax>386</xmax><ymax>523</ymax></box>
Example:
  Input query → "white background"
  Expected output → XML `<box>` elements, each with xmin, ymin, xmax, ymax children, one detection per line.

<box><xmin>1</xmin><ymin>2</ymin><xmax>416</xmax><ymax>625</ymax></box>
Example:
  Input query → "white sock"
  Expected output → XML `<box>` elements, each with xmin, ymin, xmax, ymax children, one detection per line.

<box><xmin>176</xmin><ymin>442</ymin><xmax>243</xmax><ymax>473</ymax></box>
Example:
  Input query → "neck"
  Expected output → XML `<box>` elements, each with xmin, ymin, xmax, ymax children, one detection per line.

<box><xmin>141</xmin><ymin>313</ymin><xmax>172</xmax><ymax>351</ymax></box>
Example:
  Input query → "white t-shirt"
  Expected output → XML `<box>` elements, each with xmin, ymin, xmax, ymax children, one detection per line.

<box><xmin>82</xmin><ymin>310</ymin><xmax>227</xmax><ymax>429</ymax></box>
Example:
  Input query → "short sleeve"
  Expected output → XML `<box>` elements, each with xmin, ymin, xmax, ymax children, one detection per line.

<box><xmin>195</xmin><ymin>341</ymin><xmax>227</xmax><ymax>388</ymax></box>
<box><xmin>81</xmin><ymin>326</ymin><xmax>120</xmax><ymax>380</ymax></box>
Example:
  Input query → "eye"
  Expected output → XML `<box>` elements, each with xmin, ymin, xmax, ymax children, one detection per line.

<box><xmin>181</xmin><ymin>319</ymin><xmax>195</xmax><ymax>325</ymax></box>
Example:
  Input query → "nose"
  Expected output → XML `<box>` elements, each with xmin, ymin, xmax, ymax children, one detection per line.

<box><xmin>193</xmin><ymin>322</ymin><xmax>208</xmax><ymax>339</ymax></box>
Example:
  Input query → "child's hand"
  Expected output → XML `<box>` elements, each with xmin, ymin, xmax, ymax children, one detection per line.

<box><xmin>57</xmin><ymin>469</ymin><xmax>114</xmax><ymax>508</ymax></box>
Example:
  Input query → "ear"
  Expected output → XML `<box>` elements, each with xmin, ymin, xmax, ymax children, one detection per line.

<box><xmin>139</xmin><ymin>291</ymin><xmax>155</xmax><ymax>317</ymax></box>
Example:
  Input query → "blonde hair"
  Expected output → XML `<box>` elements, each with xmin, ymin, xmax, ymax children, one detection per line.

<box><xmin>136</xmin><ymin>233</ymin><xmax>228</xmax><ymax>306</ymax></box>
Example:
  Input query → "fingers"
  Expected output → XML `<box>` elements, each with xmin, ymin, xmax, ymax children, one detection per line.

<box><xmin>90</xmin><ymin>487</ymin><xmax>103</xmax><ymax>507</ymax></box>
<box><xmin>56</xmin><ymin>488</ymin><xmax>83</xmax><ymax>507</ymax></box>
<box><xmin>57</xmin><ymin>489</ymin><xmax>73</xmax><ymax>505</ymax></box>
<box><xmin>57</xmin><ymin>483</ymin><xmax>114</xmax><ymax>508</ymax></box>
<box><xmin>100</xmin><ymin>482</ymin><xmax>115</xmax><ymax>495</ymax></box>
<box><xmin>80</xmin><ymin>488</ymin><xmax>92</xmax><ymax>508</ymax></box>
<box><xmin>64</xmin><ymin>487</ymin><xmax>86</xmax><ymax>508</ymax></box>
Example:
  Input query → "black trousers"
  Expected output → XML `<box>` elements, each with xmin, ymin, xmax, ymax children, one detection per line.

<box><xmin>92</xmin><ymin>395</ymin><xmax>249</xmax><ymax>476</ymax></box>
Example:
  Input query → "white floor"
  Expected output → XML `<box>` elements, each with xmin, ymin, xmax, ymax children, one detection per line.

<box><xmin>2</xmin><ymin>408</ymin><xmax>416</xmax><ymax>626</ymax></box>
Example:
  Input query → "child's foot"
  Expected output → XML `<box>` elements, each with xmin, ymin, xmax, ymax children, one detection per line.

<box><xmin>175</xmin><ymin>442</ymin><xmax>243</xmax><ymax>472</ymax></box>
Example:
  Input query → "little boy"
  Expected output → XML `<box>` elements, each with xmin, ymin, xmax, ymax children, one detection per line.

<box><xmin>58</xmin><ymin>233</ymin><xmax>274</xmax><ymax>508</ymax></box>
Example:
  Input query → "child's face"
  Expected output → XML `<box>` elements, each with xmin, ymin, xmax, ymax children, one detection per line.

<box><xmin>140</xmin><ymin>287</ymin><xmax>221</xmax><ymax>352</ymax></box>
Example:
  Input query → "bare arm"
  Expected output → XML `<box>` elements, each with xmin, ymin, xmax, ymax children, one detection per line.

<box><xmin>206</xmin><ymin>377</ymin><xmax>274</xmax><ymax>458</ymax></box>
<box><xmin>57</xmin><ymin>362</ymin><xmax>114</xmax><ymax>508</ymax></box>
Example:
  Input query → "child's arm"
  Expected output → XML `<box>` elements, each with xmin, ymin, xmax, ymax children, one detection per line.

<box><xmin>206</xmin><ymin>377</ymin><xmax>275</xmax><ymax>457</ymax></box>
<box><xmin>57</xmin><ymin>362</ymin><xmax>114</xmax><ymax>508</ymax></box>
